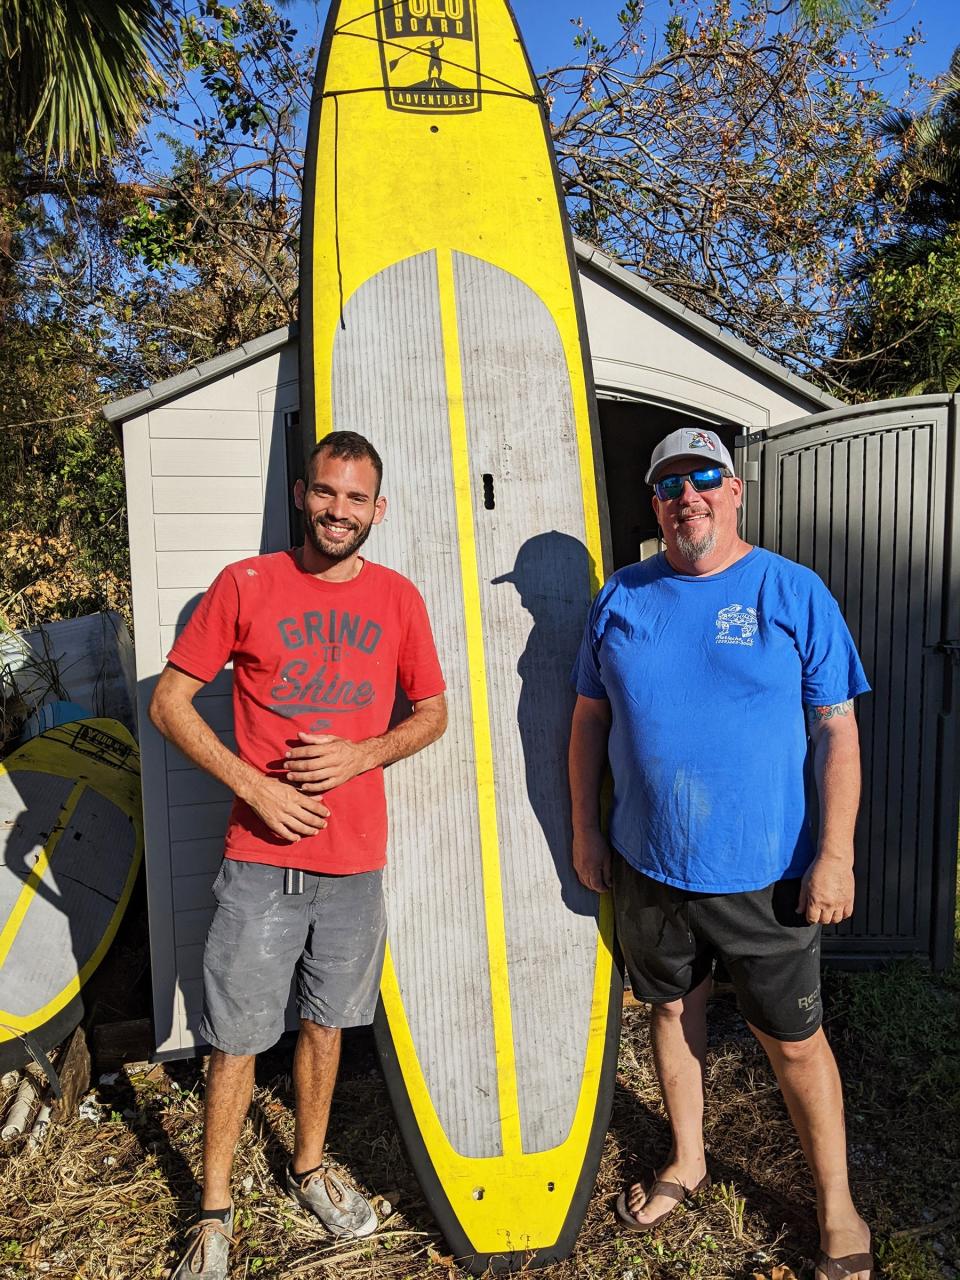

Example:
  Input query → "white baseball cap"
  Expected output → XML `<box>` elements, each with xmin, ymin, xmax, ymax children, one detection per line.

<box><xmin>645</xmin><ymin>428</ymin><xmax>735</xmax><ymax>485</ymax></box>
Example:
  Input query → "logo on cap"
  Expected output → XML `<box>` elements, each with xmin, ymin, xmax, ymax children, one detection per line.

<box><xmin>688</xmin><ymin>431</ymin><xmax>717</xmax><ymax>451</ymax></box>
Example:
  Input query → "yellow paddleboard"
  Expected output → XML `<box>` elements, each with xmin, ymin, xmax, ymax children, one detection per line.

<box><xmin>0</xmin><ymin>719</ymin><xmax>143</xmax><ymax>1071</ymax></box>
<box><xmin>301</xmin><ymin>2</ymin><xmax>620</xmax><ymax>1268</ymax></box>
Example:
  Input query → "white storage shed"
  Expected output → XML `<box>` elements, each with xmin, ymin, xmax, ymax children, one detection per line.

<box><xmin>106</xmin><ymin>241</ymin><xmax>843</xmax><ymax>1059</ymax></box>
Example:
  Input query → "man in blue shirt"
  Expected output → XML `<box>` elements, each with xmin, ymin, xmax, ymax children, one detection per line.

<box><xmin>570</xmin><ymin>428</ymin><xmax>873</xmax><ymax>1280</ymax></box>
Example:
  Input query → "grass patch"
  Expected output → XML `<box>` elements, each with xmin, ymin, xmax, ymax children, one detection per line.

<box><xmin>825</xmin><ymin>958</ymin><xmax>960</xmax><ymax>1236</ymax></box>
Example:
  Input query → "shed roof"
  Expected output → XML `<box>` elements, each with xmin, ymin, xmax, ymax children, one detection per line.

<box><xmin>574</xmin><ymin>243</ymin><xmax>841</xmax><ymax>410</ymax></box>
<box><xmin>102</xmin><ymin>242</ymin><xmax>840</xmax><ymax>423</ymax></box>
<box><xmin>102</xmin><ymin>326</ymin><xmax>296</xmax><ymax>423</ymax></box>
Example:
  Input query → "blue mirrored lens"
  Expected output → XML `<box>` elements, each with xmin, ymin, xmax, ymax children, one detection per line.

<box><xmin>654</xmin><ymin>468</ymin><xmax>725</xmax><ymax>500</ymax></box>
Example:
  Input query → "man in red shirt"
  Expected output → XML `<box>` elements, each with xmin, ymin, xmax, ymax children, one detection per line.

<box><xmin>151</xmin><ymin>431</ymin><xmax>447</xmax><ymax>1279</ymax></box>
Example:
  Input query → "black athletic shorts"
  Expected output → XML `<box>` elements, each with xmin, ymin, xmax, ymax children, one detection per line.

<box><xmin>613</xmin><ymin>858</ymin><xmax>823</xmax><ymax>1042</ymax></box>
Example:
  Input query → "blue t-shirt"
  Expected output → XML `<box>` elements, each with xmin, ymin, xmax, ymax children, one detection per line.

<box><xmin>573</xmin><ymin>547</ymin><xmax>870</xmax><ymax>893</ymax></box>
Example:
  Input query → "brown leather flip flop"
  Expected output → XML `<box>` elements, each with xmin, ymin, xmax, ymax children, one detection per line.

<box><xmin>815</xmin><ymin>1250</ymin><xmax>874</xmax><ymax>1280</ymax></box>
<box><xmin>615</xmin><ymin>1171</ymin><xmax>712</xmax><ymax>1233</ymax></box>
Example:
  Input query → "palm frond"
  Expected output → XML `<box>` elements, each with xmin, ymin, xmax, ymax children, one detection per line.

<box><xmin>876</xmin><ymin>108</ymin><xmax>916</xmax><ymax>144</ymax></box>
<box><xmin>929</xmin><ymin>44</ymin><xmax>960</xmax><ymax>111</ymax></box>
<box><xmin>1</xmin><ymin>0</ymin><xmax>173</xmax><ymax>169</ymax></box>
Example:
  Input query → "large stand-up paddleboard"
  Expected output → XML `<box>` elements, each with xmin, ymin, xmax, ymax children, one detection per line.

<box><xmin>301</xmin><ymin>2</ymin><xmax>620</xmax><ymax>1270</ymax></box>
<box><xmin>0</xmin><ymin>719</ymin><xmax>143</xmax><ymax>1072</ymax></box>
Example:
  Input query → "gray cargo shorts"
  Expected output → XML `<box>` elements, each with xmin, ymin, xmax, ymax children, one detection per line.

<box><xmin>199</xmin><ymin>859</ymin><xmax>387</xmax><ymax>1056</ymax></box>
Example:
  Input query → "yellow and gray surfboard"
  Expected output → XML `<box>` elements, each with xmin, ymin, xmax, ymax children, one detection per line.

<box><xmin>0</xmin><ymin>719</ymin><xmax>143</xmax><ymax>1071</ymax></box>
<box><xmin>300</xmin><ymin>2</ymin><xmax>620</xmax><ymax>1269</ymax></box>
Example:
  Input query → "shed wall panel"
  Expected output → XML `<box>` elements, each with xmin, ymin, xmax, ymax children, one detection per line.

<box><xmin>150</xmin><ymin>439</ymin><xmax>262</xmax><ymax>477</ymax></box>
<box><xmin>168</xmin><ymin>802</ymin><xmax>234</xmax><ymax>845</ymax></box>
<box><xmin>192</xmin><ymin>696</ymin><xmax>234</xmax><ymax>730</ymax></box>
<box><xmin>124</xmin><ymin>345</ymin><xmax>299</xmax><ymax>1057</ymax></box>
<box><xmin>171</xmin><ymin>870</ymin><xmax>220</xmax><ymax>914</ymax></box>
<box><xmin>177</xmin><ymin>944</ymin><xmax>204</xmax><ymax>982</ymax></box>
<box><xmin>156</xmin><ymin>550</ymin><xmax>258</xmax><ymax>589</ymax></box>
<box><xmin>155</xmin><ymin>515</ymin><xmax>265</xmax><ymax>552</ymax></box>
<box><xmin>152</xmin><ymin>477</ymin><xmax>263</xmax><ymax>514</ymax></box>
<box><xmin>148</xmin><ymin>408</ymin><xmax>260</xmax><ymax>440</ymax></box>
<box><xmin>579</xmin><ymin>266</ymin><xmax>824</xmax><ymax>424</ymax></box>
<box><xmin>171</xmin><ymin>838</ymin><xmax>225</xmax><ymax>879</ymax></box>
<box><xmin>167</xmin><ymin>770</ymin><xmax>233</xmax><ymax>807</ymax></box>
<box><xmin>176</xmin><ymin>906</ymin><xmax>216</xmax><ymax>948</ymax></box>
<box><xmin>158</xmin><ymin>589</ymin><xmax>206</xmax><ymax>627</ymax></box>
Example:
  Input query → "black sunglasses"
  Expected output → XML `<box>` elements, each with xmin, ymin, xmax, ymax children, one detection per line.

<box><xmin>653</xmin><ymin>466</ymin><xmax>730</xmax><ymax>501</ymax></box>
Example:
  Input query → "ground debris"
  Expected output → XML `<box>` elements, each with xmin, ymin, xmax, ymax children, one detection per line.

<box><xmin>1</xmin><ymin>963</ymin><xmax>956</xmax><ymax>1280</ymax></box>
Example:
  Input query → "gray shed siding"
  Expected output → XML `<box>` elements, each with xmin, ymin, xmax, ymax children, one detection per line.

<box><xmin>123</xmin><ymin>349</ymin><xmax>299</xmax><ymax>1056</ymax></box>
<box><xmin>118</xmin><ymin>259</ymin><xmax>830</xmax><ymax>1060</ymax></box>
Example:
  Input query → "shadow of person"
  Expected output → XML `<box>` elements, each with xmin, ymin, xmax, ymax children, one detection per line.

<box><xmin>491</xmin><ymin>531</ymin><xmax>596</xmax><ymax>916</ymax></box>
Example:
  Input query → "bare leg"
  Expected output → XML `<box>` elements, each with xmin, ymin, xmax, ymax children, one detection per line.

<box><xmin>292</xmin><ymin>1019</ymin><xmax>341</xmax><ymax>1173</ymax></box>
<box><xmin>201</xmin><ymin>1049</ymin><xmax>256</xmax><ymax>1210</ymax></box>
<box><xmin>624</xmin><ymin>974</ymin><xmax>711</xmax><ymax>1225</ymax></box>
<box><xmin>751</xmin><ymin>1025</ymin><xmax>871</xmax><ymax>1279</ymax></box>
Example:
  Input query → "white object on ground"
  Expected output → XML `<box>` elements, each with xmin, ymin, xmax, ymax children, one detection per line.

<box><xmin>23</xmin><ymin>1103</ymin><xmax>52</xmax><ymax>1154</ymax></box>
<box><xmin>1</xmin><ymin>1074</ymin><xmax>39</xmax><ymax>1140</ymax></box>
<box><xmin>78</xmin><ymin>1094</ymin><xmax>103</xmax><ymax>1125</ymax></box>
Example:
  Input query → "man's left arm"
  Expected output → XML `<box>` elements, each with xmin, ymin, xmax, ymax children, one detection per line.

<box><xmin>284</xmin><ymin>694</ymin><xmax>448</xmax><ymax>793</ymax></box>
<box><xmin>799</xmin><ymin>700</ymin><xmax>862</xmax><ymax>925</ymax></box>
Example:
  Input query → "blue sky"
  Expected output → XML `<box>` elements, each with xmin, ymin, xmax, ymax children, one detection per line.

<box><xmin>510</xmin><ymin>0</ymin><xmax>956</xmax><ymax>92</ymax></box>
<box><xmin>302</xmin><ymin>1</ymin><xmax>958</xmax><ymax>102</ymax></box>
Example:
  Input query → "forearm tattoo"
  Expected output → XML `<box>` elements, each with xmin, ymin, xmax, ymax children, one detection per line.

<box><xmin>805</xmin><ymin>700</ymin><xmax>854</xmax><ymax>725</ymax></box>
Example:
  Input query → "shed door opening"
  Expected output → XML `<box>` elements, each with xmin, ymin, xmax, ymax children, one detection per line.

<box><xmin>596</xmin><ymin>399</ymin><xmax>738</xmax><ymax>571</ymax></box>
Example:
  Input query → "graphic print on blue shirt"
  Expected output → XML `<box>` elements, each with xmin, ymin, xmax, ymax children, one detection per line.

<box><xmin>270</xmin><ymin>608</ymin><xmax>384</xmax><ymax>718</ymax></box>
<box><xmin>573</xmin><ymin>548</ymin><xmax>870</xmax><ymax>894</ymax></box>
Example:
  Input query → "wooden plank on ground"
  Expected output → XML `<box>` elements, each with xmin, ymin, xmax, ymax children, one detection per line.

<box><xmin>51</xmin><ymin>1026</ymin><xmax>90</xmax><ymax>1122</ymax></box>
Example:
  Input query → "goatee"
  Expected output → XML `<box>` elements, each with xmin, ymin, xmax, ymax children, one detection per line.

<box><xmin>305</xmin><ymin>516</ymin><xmax>373</xmax><ymax>562</ymax></box>
<box><xmin>675</xmin><ymin>525</ymin><xmax>717</xmax><ymax>563</ymax></box>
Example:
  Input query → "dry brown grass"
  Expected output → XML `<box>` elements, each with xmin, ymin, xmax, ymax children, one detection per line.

<box><xmin>1</xmin><ymin>968</ymin><xmax>956</xmax><ymax>1280</ymax></box>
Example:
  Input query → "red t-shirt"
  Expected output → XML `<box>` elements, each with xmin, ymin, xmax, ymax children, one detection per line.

<box><xmin>167</xmin><ymin>550</ymin><xmax>445</xmax><ymax>873</ymax></box>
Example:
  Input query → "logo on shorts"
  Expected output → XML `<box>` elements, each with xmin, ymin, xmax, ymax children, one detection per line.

<box><xmin>715</xmin><ymin>603</ymin><xmax>758</xmax><ymax>646</ymax></box>
<box><xmin>376</xmin><ymin>0</ymin><xmax>482</xmax><ymax>114</ymax></box>
<box><xmin>798</xmin><ymin>985</ymin><xmax>821</xmax><ymax>1021</ymax></box>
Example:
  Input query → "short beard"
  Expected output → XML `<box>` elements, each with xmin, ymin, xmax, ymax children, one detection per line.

<box><xmin>675</xmin><ymin>524</ymin><xmax>717</xmax><ymax>563</ymax></box>
<box><xmin>305</xmin><ymin>516</ymin><xmax>373</xmax><ymax>562</ymax></box>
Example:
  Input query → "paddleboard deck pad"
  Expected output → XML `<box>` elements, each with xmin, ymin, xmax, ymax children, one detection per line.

<box><xmin>0</xmin><ymin>718</ymin><xmax>143</xmax><ymax>1072</ymax></box>
<box><xmin>301</xmin><ymin>1</ymin><xmax>620</xmax><ymax>1269</ymax></box>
